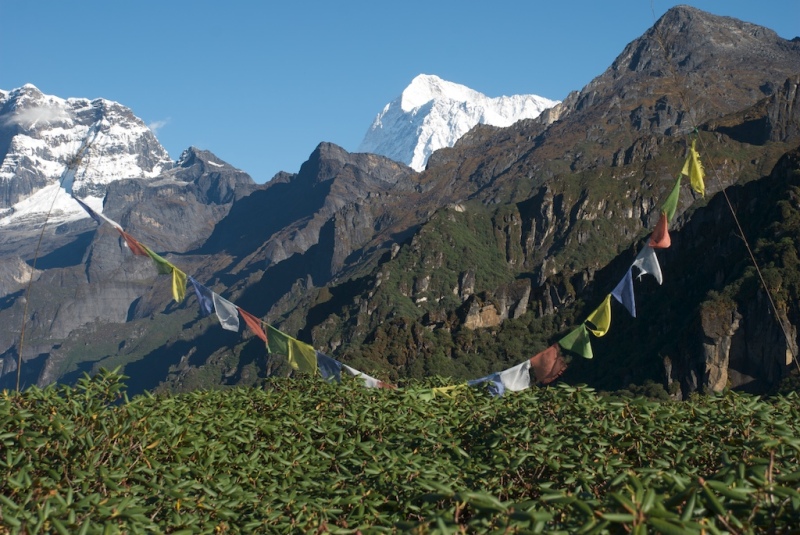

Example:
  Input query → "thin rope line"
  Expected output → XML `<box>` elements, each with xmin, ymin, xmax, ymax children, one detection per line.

<box><xmin>16</xmin><ymin>127</ymin><xmax>101</xmax><ymax>391</ymax></box>
<box><xmin>648</xmin><ymin>1</ymin><xmax>799</xmax><ymax>370</ymax></box>
<box><xmin>16</xmin><ymin>178</ymin><xmax>67</xmax><ymax>391</ymax></box>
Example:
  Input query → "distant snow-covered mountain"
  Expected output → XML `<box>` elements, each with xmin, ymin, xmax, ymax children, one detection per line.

<box><xmin>0</xmin><ymin>84</ymin><xmax>173</xmax><ymax>227</ymax></box>
<box><xmin>358</xmin><ymin>74</ymin><xmax>559</xmax><ymax>171</ymax></box>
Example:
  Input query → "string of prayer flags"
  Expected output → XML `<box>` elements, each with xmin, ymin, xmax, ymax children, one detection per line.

<box><xmin>529</xmin><ymin>344</ymin><xmax>567</xmax><ymax>385</ymax></box>
<box><xmin>559</xmin><ymin>324</ymin><xmax>593</xmax><ymax>359</ymax></box>
<box><xmin>586</xmin><ymin>294</ymin><xmax>612</xmax><ymax>337</ymax></box>
<box><xmin>71</xmin><ymin>194</ymin><xmax>152</xmax><ymax>258</ymax></box>
<box><xmin>68</xmin><ymin>127</ymin><xmax>704</xmax><ymax>392</ymax></box>
<box><xmin>611</xmin><ymin>268</ymin><xmax>637</xmax><ymax>318</ymax></box>
<box><xmin>239</xmin><ymin>308</ymin><xmax>268</xmax><ymax>343</ymax></box>
<box><xmin>265</xmin><ymin>323</ymin><xmax>288</xmax><ymax>354</ymax></box>
<box><xmin>265</xmin><ymin>324</ymin><xmax>317</xmax><ymax>375</ymax></box>
<box><xmin>662</xmin><ymin>176</ymin><xmax>682</xmax><ymax>222</ymax></box>
<box><xmin>62</xmin><ymin>168</ymin><xmax>77</xmax><ymax>196</ymax></box>
<box><xmin>632</xmin><ymin>245</ymin><xmax>663</xmax><ymax>285</ymax></box>
<box><xmin>682</xmin><ymin>139</ymin><xmax>705</xmax><ymax>197</ymax></box>
<box><xmin>142</xmin><ymin>245</ymin><xmax>174</xmax><ymax>275</ymax></box>
<box><xmin>648</xmin><ymin>212</ymin><xmax>671</xmax><ymax>249</ymax></box>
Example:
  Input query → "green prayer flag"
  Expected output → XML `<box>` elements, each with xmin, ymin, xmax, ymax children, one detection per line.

<box><xmin>266</xmin><ymin>324</ymin><xmax>290</xmax><ymax>356</ymax></box>
<box><xmin>662</xmin><ymin>176</ymin><xmax>681</xmax><ymax>222</ymax></box>
<box><xmin>266</xmin><ymin>325</ymin><xmax>318</xmax><ymax>375</ymax></box>
<box><xmin>586</xmin><ymin>295</ymin><xmax>612</xmax><ymax>337</ymax></box>
<box><xmin>142</xmin><ymin>245</ymin><xmax>185</xmax><ymax>302</ymax></box>
<box><xmin>142</xmin><ymin>245</ymin><xmax>174</xmax><ymax>275</ymax></box>
<box><xmin>558</xmin><ymin>324</ymin><xmax>594</xmax><ymax>359</ymax></box>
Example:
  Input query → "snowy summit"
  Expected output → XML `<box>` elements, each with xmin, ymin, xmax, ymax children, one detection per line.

<box><xmin>0</xmin><ymin>84</ymin><xmax>172</xmax><ymax>227</ymax></box>
<box><xmin>358</xmin><ymin>74</ymin><xmax>559</xmax><ymax>172</ymax></box>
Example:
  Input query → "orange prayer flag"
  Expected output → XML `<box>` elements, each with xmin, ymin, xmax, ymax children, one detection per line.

<box><xmin>237</xmin><ymin>307</ymin><xmax>267</xmax><ymax>343</ymax></box>
<box><xmin>116</xmin><ymin>228</ymin><xmax>149</xmax><ymax>256</ymax></box>
<box><xmin>648</xmin><ymin>212</ymin><xmax>671</xmax><ymax>249</ymax></box>
<box><xmin>529</xmin><ymin>344</ymin><xmax>567</xmax><ymax>385</ymax></box>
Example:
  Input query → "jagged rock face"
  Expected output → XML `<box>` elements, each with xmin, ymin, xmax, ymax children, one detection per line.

<box><xmin>767</xmin><ymin>75</ymin><xmax>800</xmax><ymax>142</ymax></box>
<box><xmin>168</xmin><ymin>147</ymin><xmax>256</xmax><ymax>204</ymax></box>
<box><xmin>727</xmin><ymin>293</ymin><xmax>797</xmax><ymax>391</ymax></box>
<box><xmin>420</xmin><ymin>7</ymin><xmax>800</xmax><ymax>209</ymax></box>
<box><xmin>699</xmin><ymin>299</ymin><xmax>743</xmax><ymax>392</ymax></box>
<box><xmin>560</xmin><ymin>6</ymin><xmax>800</xmax><ymax>135</ymax></box>
<box><xmin>203</xmin><ymin>142</ymin><xmax>419</xmax><ymax>283</ymax></box>
<box><xmin>459</xmin><ymin>279</ymin><xmax>532</xmax><ymax>330</ymax></box>
<box><xmin>103</xmin><ymin>148</ymin><xmax>257</xmax><ymax>252</ymax></box>
<box><xmin>694</xmin><ymin>289</ymin><xmax>797</xmax><ymax>395</ymax></box>
<box><xmin>0</xmin><ymin>84</ymin><xmax>172</xmax><ymax>215</ymax></box>
<box><xmin>0</xmin><ymin>256</ymin><xmax>41</xmax><ymax>297</ymax></box>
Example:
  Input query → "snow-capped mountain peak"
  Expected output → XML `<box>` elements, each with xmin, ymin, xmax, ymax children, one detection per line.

<box><xmin>399</xmin><ymin>74</ymin><xmax>485</xmax><ymax>112</ymax></box>
<box><xmin>358</xmin><ymin>74</ymin><xmax>560</xmax><ymax>172</ymax></box>
<box><xmin>0</xmin><ymin>84</ymin><xmax>173</xmax><ymax>227</ymax></box>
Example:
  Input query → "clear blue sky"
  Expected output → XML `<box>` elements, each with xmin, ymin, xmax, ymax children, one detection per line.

<box><xmin>2</xmin><ymin>1</ymin><xmax>798</xmax><ymax>183</ymax></box>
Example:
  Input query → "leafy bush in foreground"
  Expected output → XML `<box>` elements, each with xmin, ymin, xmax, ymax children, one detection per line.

<box><xmin>1</xmin><ymin>369</ymin><xmax>800</xmax><ymax>533</ymax></box>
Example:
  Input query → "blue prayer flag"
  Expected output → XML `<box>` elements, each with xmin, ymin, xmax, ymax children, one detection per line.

<box><xmin>611</xmin><ymin>268</ymin><xmax>636</xmax><ymax>318</ymax></box>
<box><xmin>188</xmin><ymin>276</ymin><xmax>214</xmax><ymax>317</ymax></box>
<box><xmin>316</xmin><ymin>351</ymin><xmax>343</xmax><ymax>382</ymax></box>
<box><xmin>468</xmin><ymin>373</ymin><xmax>506</xmax><ymax>397</ymax></box>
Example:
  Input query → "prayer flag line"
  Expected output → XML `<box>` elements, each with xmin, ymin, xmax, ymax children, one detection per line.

<box><xmin>69</xmin><ymin>141</ymin><xmax>703</xmax><ymax>397</ymax></box>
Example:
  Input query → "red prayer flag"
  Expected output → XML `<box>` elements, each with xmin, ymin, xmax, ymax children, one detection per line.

<box><xmin>530</xmin><ymin>344</ymin><xmax>567</xmax><ymax>385</ymax></box>
<box><xmin>237</xmin><ymin>307</ymin><xmax>267</xmax><ymax>343</ymax></box>
<box><xmin>648</xmin><ymin>212</ymin><xmax>671</xmax><ymax>249</ymax></box>
<box><xmin>116</xmin><ymin>228</ymin><xmax>149</xmax><ymax>256</ymax></box>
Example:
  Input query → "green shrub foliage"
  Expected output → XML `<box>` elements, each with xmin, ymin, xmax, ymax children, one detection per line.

<box><xmin>2</xmin><ymin>370</ymin><xmax>800</xmax><ymax>533</ymax></box>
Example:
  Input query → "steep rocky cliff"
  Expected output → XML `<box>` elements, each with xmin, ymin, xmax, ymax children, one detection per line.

<box><xmin>3</xmin><ymin>7</ymin><xmax>800</xmax><ymax>397</ymax></box>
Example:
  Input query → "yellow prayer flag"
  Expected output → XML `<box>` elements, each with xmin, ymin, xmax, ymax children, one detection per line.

<box><xmin>432</xmin><ymin>384</ymin><xmax>468</xmax><ymax>399</ymax></box>
<box><xmin>288</xmin><ymin>338</ymin><xmax>318</xmax><ymax>375</ymax></box>
<box><xmin>141</xmin><ymin>244</ymin><xmax>186</xmax><ymax>303</ymax></box>
<box><xmin>172</xmin><ymin>267</ymin><xmax>187</xmax><ymax>303</ymax></box>
<box><xmin>586</xmin><ymin>294</ymin><xmax>612</xmax><ymax>337</ymax></box>
<box><xmin>681</xmin><ymin>139</ymin><xmax>705</xmax><ymax>197</ymax></box>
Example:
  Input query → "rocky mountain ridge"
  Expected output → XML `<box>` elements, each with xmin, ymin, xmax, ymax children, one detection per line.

<box><xmin>2</xmin><ymin>6</ymin><xmax>800</xmax><ymax>398</ymax></box>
